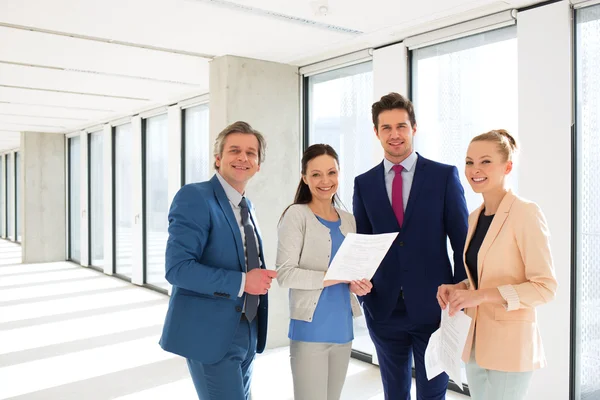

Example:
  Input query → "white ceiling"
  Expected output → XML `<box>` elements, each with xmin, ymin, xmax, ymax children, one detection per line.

<box><xmin>0</xmin><ymin>0</ymin><xmax>540</xmax><ymax>152</ymax></box>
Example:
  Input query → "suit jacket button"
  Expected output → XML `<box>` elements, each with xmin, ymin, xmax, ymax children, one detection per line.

<box><xmin>235</xmin><ymin>306</ymin><xmax>242</xmax><ymax>312</ymax></box>
<box><xmin>399</xmin><ymin>241</ymin><xmax>404</xmax><ymax>246</ymax></box>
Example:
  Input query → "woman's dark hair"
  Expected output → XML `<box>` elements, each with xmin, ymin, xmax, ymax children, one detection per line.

<box><xmin>280</xmin><ymin>144</ymin><xmax>341</xmax><ymax>220</ymax></box>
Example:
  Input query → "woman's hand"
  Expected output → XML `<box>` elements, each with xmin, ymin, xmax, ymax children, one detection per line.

<box><xmin>436</xmin><ymin>282</ymin><xmax>467</xmax><ymax>310</ymax></box>
<box><xmin>349</xmin><ymin>279</ymin><xmax>373</xmax><ymax>296</ymax></box>
<box><xmin>448</xmin><ymin>289</ymin><xmax>484</xmax><ymax>316</ymax></box>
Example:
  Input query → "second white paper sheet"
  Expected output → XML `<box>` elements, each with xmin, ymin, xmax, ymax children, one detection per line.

<box><xmin>323</xmin><ymin>232</ymin><xmax>398</xmax><ymax>282</ymax></box>
<box><xmin>425</xmin><ymin>308</ymin><xmax>472</xmax><ymax>390</ymax></box>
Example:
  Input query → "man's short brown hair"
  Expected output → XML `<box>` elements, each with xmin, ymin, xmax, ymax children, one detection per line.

<box><xmin>371</xmin><ymin>92</ymin><xmax>417</xmax><ymax>129</ymax></box>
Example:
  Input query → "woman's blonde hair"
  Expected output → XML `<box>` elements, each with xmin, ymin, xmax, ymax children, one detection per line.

<box><xmin>471</xmin><ymin>129</ymin><xmax>518</xmax><ymax>162</ymax></box>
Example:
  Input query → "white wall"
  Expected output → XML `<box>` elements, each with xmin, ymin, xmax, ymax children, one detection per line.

<box><xmin>518</xmin><ymin>2</ymin><xmax>572</xmax><ymax>398</ymax></box>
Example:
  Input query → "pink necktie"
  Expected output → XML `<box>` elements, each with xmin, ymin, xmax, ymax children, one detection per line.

<box><xmin>392</xmin><ymin>165</ymin><xmax>404</xmax><ymax>227</ymax></box>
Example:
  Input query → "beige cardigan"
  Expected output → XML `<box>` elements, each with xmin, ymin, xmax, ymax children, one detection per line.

<box><xmin>276</xmin><ymin>204</ymin><xmax>362</xmax><ymax>322</ymax></box>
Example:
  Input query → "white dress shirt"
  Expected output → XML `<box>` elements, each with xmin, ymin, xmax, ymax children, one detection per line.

<box><xmin>215</xmin><ymin>172</ymin><xmax>261</xmax><ymax>298</ymax></box>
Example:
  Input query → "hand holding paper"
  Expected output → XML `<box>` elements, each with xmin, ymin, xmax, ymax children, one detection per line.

<box><xmin>425</xmin><ymin>308</ymin><xmax>472</xmax><ymax>390</ymax></box>
<box><xmin>323</xmin><ymin>232</ymin><xmax>398</xmax><ymax>282</ymax></box>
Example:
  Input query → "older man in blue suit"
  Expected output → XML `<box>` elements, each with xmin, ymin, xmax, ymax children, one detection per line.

<box><xmin>159</xmin><ymin>121</ymin><xmax>277</xmax><ymax>400</ymax></box>
<box><xmin>353</xmin><ymin>93</ymin><xmax>468</xmax><ymax>400</ymax></box>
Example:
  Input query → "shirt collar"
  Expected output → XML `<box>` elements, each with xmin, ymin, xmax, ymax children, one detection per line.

<box><xmin>384</xmin><ymin>151</ymin><xmax>418</xmax><ymax>173</ymax></box>
<box><xmin>215</xmin><ymin>172</ymin><xmax>244</xmax><ymax>207</ymax></box>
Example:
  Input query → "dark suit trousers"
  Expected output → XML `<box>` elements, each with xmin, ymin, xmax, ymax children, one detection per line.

<box><xmin>187</xmin><ymin>316</ymin><xmax>258</xmax><ymax>400</ymax></box>
<box><xmin>366</xmin><ymin>299</ymin><xmax>448</xmax><ymax>400</ymax></box>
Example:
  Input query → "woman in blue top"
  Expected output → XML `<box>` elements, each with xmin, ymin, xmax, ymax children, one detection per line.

<box><xmin>276</xmin><ymin>144</ymin><xmax>372</xmax><ymax>400</ymax></box>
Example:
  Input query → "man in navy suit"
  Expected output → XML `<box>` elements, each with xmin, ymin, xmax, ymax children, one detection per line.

<box><xmin>159</xmin><ymin>121</ymin><xmax>277</xmax><ymax>400</ymax></box>
<box><xmin>353</xmin><ymin>93</ymin><xmax>468</xmax><ymax>399</ymax></box>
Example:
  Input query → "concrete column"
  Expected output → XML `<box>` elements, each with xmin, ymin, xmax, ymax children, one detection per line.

<box><xmin>21</xmin><ymin>132</ymin><xmax>66</xmax><ymax>263</ymax></box>
<box><xmin>209</xmin><ymin>55</ymin><xmax>300</xmax><ymax>348</ymax></box>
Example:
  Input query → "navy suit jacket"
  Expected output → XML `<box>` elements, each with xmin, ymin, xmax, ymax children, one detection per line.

<box><xmin>159</xmin><ymin>175</ymin><xmax>268</xmax><ymax>364</ymax></box>
<box><xmin>353</xmin><ymin>154</ymin><xmax>468</xmax><ymax>325</ymax></box>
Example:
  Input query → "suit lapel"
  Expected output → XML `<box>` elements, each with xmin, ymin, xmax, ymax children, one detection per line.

<box><xmin>477</xmin><ymin>191</ymin><xmax>517</xmax><ymax>284</ymax></box>
<box><xmin>210</xmin><ymin>175</ymin><xmax>246</xmax><ymax>271</ymax></box>
<box><xmin>403</xmin><ymin>154</ymin><xmax>426</xmax><ymax>228</ymax></box>
<box><xmin>463</xmin><ymin>204</ymin><xmax>484</xmax><ymax>288</ymax></box>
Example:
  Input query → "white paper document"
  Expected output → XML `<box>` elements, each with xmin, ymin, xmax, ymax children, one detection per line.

<box><xmin>323</xmin><ymin>232</ymin><xmax>398</xmax><ymax>281</ymax></box>
<box><xmin>425</xmin><ymin>308</ymin><xmax>472</xmax><ymax>390</ymax></box>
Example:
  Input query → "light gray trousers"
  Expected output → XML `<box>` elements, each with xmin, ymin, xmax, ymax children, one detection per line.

<box><xmin>290</xmin><ymin>340</ymin><xmax>352</xmax><ymax>400</ymax></box>
<box><xmin>466</xmin><ymin>341</ymin><xmax>533</xmax><ymax>400</ymax></box>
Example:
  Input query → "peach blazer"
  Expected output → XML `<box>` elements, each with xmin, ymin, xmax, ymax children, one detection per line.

<box><xmin>461</xmin><ymin>190</ymin><xmax>557</xmax><ymax>372</ymax></box>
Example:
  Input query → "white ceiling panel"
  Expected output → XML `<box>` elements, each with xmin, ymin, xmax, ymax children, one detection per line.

<box><xmin>0</xmin><ymin>63</ymin><xmax>206</xmax><ymax>102</ymax></box>
<box><xmin>0</xmin><ymin>123</ymin><xmax>64</xmax><ymax>133</ymax></box>
<box><xmin>0</xmin><ymin>103</ymin><xmax>115</xmax><ymax>120</ymax></box>
<box><xmin>0</xmin><ymin>26</ymin><xmax>210</xmax><ymax>84</ymax></box>
<box><xmin>0</xmin><ymin>86</ymin><xmax>153</xmax><ymax>115</ymax></box>
<box><xmin>220</xmin><ymin>0</ymin><xmax>497</xmax><ymax>33</ymax></box>
<box><xmin>0</xmin><ymin>114</ymin><xmax>87</xmax><ymax>127</ymax></box>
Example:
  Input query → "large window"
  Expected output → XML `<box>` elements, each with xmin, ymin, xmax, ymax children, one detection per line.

<box><xmin>575</xmin><ymin>5</ymin><xmax>600</xmax><ymax>399</ymax></box>
<box><xmin>307</xmin><ymin>62</ymin><xmax>374</xmax><ymax>211</ymax></box>
<box><xmin>7</xmin><ymin>153</ymin><xmax>14</xmax><ymax>240</ymax></box>
<box><xmin>184</xmin><ymin>104</ymin><xmax>210</xmax><ymax>184</ymax></box>
<box><xmin>144</xmin><ymin>114</ymin><xmax>169</xmax><ymax>290</ymax></box>
<box><xmin>68</xmin><ymin>137</ymin><xmax>81</xmax><ymax>262</ymax></box>
<box><xmin>114</xmin><ymin>124</ymin><xmax>133</xmax><ymax>279</ymax></box>
<box><xmin>412</xmin><ymin>26</ymin><xmax>518</xmax><ymax>213</ymax></box>
<box><xmin>89</xmin><ymin>131</ymin><xmax>104</xmax><ymax>267</ymax></box>
<box><xmin>15</xmin><ymin>151</ymin><xmax>21</xmax><ymax>242</ymax></box>
<box><xmin>306</xmin><ymin>62</ymin><xmax>374</xmax><ymax>359</ymax></box>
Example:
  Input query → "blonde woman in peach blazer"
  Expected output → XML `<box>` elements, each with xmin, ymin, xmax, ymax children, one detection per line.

<box><xmin>436</xmin><ymin>129</ymin><xmax>557</xmax><ymax>400</ymax></box>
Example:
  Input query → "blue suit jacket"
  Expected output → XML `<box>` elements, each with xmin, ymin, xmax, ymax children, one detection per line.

<box><xmin>159</xmin><ymin>175</ymin><xmax>268</xmax><ymax>364</ymax></box>
<box><xmin>353</xmin><ymin>154</ymin><xmax>468</xmax><ymax>325</ymax></box>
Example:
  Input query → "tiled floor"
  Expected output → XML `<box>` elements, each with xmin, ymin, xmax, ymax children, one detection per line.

<box><xmin>0</xmin><ymin>240</ymin><xmax>468</xmax><ymax>399</ymax></box>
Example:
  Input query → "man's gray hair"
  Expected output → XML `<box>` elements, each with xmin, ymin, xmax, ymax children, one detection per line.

<box><xmin>213</xmin><ymin>121</ymin><xmax>267</xmax><ymax>170</ymax></box>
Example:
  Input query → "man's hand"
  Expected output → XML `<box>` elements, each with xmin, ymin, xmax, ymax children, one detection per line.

<box><xmin>436</xmin><ymin>282</ymin><xmax>467</xmax><ymax>310</ymax></box>
<box><xmin>245</xmin><ymin>269</ymin><xmax>277</xmax><ymax>295</ymax></box>
<box><xmin>349</xmin><ymin>279</ymin><xmax>373</xmax><ymax>296</ymax></box>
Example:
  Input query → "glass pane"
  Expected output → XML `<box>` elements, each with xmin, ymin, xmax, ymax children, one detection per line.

<box><xmin>576</xmin><ymin>5</ymin><xmax>600</xmax><ymax>399</ymax></box>
<box><xmin>307</xmin><ymin>62</ymin><xmax>375</xmax><ymax>357</ymax></box>
<box><xmin>15</xmin><ymin>152</ymin><xmax>21</xmax><ymax>242</ymax></box>
<box><xmin>69</xmin><ymin>137</ymin><xmax>81</xmax><ymax>262</ymax></box>
<box><xmin>115</xmin><ymin>124</ymin><xmax>133</xmax><ymax>278</ymax></box>
<box><xmin>412</xmin><ymin>26</ymin><xmax>518</xmax><ymax>213</ymax></box>
<box><xmin>90</xmin><ymin>132</ymin><xmax>104</xmax><ymax>267</ymax></box>
<box><xmin>145</xmin><ymin>114</ymin><xmax>169</xmax><ymax>289</ymax></box>
<box><xmin>6</xmin><ymin>153</ymin><xmax>13</xmax><ymax>240</ymax></box>
<box><xmin>185</xmin><ymin>104</ymin><xmax>210</xmax><ymax>184</ymax></box>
